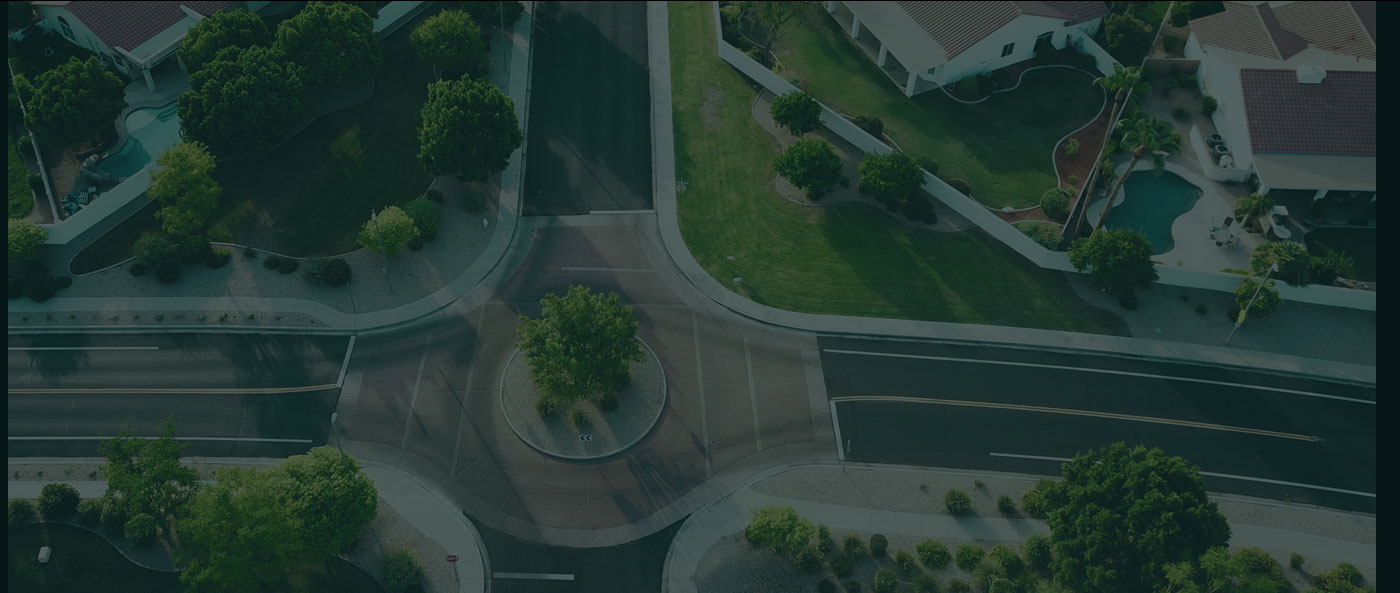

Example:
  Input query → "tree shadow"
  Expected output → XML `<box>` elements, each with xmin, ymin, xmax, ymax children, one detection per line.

<box><xmin>27</xmin><ymin>333</ymin><xmax>90</xmax><ymax>385</ymax></box>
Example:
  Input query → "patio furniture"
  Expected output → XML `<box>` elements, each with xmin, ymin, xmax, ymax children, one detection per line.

<box><xmin>1267</xmin><ymin>205</ymin><xmax>1292</xmax><ymax>240</ymax></box>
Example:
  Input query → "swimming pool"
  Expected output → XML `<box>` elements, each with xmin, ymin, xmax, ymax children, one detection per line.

<box><xmin>94</xmin><ymin>102</ymin><xmax>182</xmax><ymax>178</ymax></box>
<box><xmin>1101</xmin><ymin>170</ymin><xmax>1202</xmax><ymax>254</ymax></box>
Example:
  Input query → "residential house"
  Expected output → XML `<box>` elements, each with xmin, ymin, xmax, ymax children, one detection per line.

<box><xmin>1183</xmin><ymin>1</ymin><xmax>1375</xmax><ymax>203</ymax></box>
<box><xmin>825</xmin><ymin>1</ymin><xmax>1110</xmax><ymax>96</ymax></box>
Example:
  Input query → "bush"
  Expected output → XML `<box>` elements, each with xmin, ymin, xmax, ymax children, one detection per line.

<box><xmin>817</xmin><ymin>525</ymin><xmax>833</xmax><ymax>554</ymax></box>
<box><xmin>832</xmin><ymin>553</ymin><xmax>853</xmax><ymax>577</ymax></box>
<box><xmin>155</xmin><ymin>258</ymin><xmax>183</xmax><ymax>284</ymax></box>
<box><xmin>1063</xmin><ymin>138</ymin><xmax>1079</xmax><ymax>156</ymax></box>
<box><xmin>917</xmin><ymin>539</ymin><xmax>950</xmax><ymax>569</ymax></box>
<box><xmin>1312</xmin><ymin>562</ymin><xmax>1365</xmax><ymax>592</ymax></box>
<box><xmin>100</xmin><ymin>499</ymin><xmax>128</xmax><ymax>535</ymax></box>
<box><xmin>303</xmin><ymin>258</ymin><xmax>352</xmax><ymax>286</ymax></box>
<box><xmin>989</xmin><ymin>544</ymin><xmax>1024</xmax><ymax>576</ymax></box>
<box><xmin>263</xmin><ymin>254</ymin><xmax>299</xmax><ymax>274</ymax></box>
<box><xmin>912</xmin><ymin>573</ymin><xmax>941</xmax><ymax>593</ymax></box>
<box><xmin>818</xmin><ymin>579</ymin><xmax>838</xmax><ymax>593</ymax></box>
<box><xmin>1067</xmin><ymin>174</ymin><xmax>1077</xmax><ymax>186</ymax></box>
<box><xmin>570</xmin><ymin>408</ymin><xmax>589</xmax><ymax>427</ymax></box>
<box><xmin>382</xmin><ymin>549</ymin><xmax>424</xmax><ymax>589</ymax></box>
<box><xmin>955</xmin><ymin>544</ymin><xmax>984</xmax><ymax>572</ymax></box>
<box><xmin>869</xmin><ymin>533</ymin><xmax>888</xmax><ymax>557</ymax></box>
<box><xmin>178</xmin><ymin>235</ymin><xmax>211</xmax><ymax>264</ymax></box>
<box><xmin>972</xmin><ymin>557</ymin><xmax>1006</xmax><ymax>592</ymax></box>
<box><xmin>996</xmin><ymin>495</ymin><xmax>1016</xmax><ymax>515</ymax></box>
<box><xmin>1202</xmin><ymin>95</ymin><xmax>1218</xmax><ymax>116</ymax></box>
<box><xmin>948</xmin><ymin>178</ymin><xmax>972</xmax><ymax>196</ymax></box>
<box><xmin>955</xmin><ymin>76</ymin><xmax>981</xmax><ymax>99</ymax></box>
<box><xmin>1290</xmin><ymin>552</ymin><xmax>1305</xmax><ymax>570</ymax></box>
<box><xmin>902</xmin><ymin>195</ymin><xmax>938</xmax><ymax>224</ymax></box>
<box><xmin>895</xmin><ymin>549</ymin><xmax>916</xmax><ymax>573</ymax></box>
<box><xmin>916</xmin><ymin>156</ymin><xmax>939</xmax><ymax>176</ymax></box>
<box><xmin>842</xmin><ymin>533</ymin><xmax>865</xmax><ymax>558</ymax></box>
<box><xmin>16</xmin><ymin>134</ymin><xmax>32</xmax><ymax>155</ymax></box>
<box><xmin>853</xmin><ymin>115</ymin><xmax>884</xmax><ymax>138</ymax></box>
<box><xmin>1040</xmin><ymin>188</ymin><xmax>1071</xmax><ymax>220</ymax></box>
<box><xmin>1309</xmin><ymin>247</ymin><xmax>1356</xmax><ymax>285</ymax></box>
<box><xmin>124</xmin><ymin>512</ymin><xmax>157</xmax><ymax>546</ymax></box>
<box><xmin>204</xmin><ymin>248</ymin><xmax>231</xmax><ymax>268</ymax></box>
<box><xmin>947</xmin><ymin>578</ymin><xmax>970</xmax><ymax>593</ymax></box>
<box><xmin>944</xmin><ymin>489</ymin><xmax>972</xmax><ymax>515</ymax></box>
<box><xmin>77</xmin><ymin>499</ymin><xmax>104</xmax><ymax>526</ymax></box>
<box><xmin>796</xmin><ymin>546</ymin><xmax>824</xmax><ymax>572</ymax></box>
<box><xmin>8</xmin><ymin>499</ymin><xmax>36</xmax><ymax>527</ymax></box>
<box><xmin>535</xmin><ymin>398</ymin><xmax>556</xmax><ymax>418</ymax></box>
<box><xmin>130</xmin><ymin>261</ymin><xmax>149</xmax><ymax>276</ymax></box>
<box><xmin>1023</xmin><ymin>533</ymin><xmax>1052</xmax><ymax>571</ymax></box>
<box><xmin>39</xmin><ymin>482</ymin><xmax>80</xmax><ymax>520</ymax></box>
<box><xmin>873</xmin><ymin>568</ymin><xmax>897</xmax><ymax>593</ymax></box>
<box><xmin>404</xmin><ymin>195</ymin><xmax>441</xmax><ymax>241</ymax></box>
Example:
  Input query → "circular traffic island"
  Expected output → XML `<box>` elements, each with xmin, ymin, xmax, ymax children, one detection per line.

<box><xmin>499</xmin><ymin>339</ymin><xmax>667</xmax><ymax>461</ymax></box>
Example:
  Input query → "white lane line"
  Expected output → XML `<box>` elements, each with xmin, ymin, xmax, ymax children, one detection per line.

<box><xmin>9</xmin><ymin>436</ymin><xmax>313</xmax><ymax>443</ymax></box>
<box><xmin>833</xmin><ymin>395</ymin><xmax>1320</xmax><ymax>442</ymax></box>
<box><xmin>558</xmin><ymin>266</ymin><xmax>654</xmax><ymax>273</ymax></box>
<box><xmin>830</xmin><ymin>400</ymin><xmax>845</xmax><ymax>461</ymax></box>
<box><xmin>822</xmin><ymin>349</ymin><xmax>1374</xmax><ymax>405</ymax></box>
<box><xmin>494</xmin><ymin>573</ymin><xmax>575</xmax><ymax>580</ymax></box>
<box><xmin>587</xmin><ymin>209</ymin><xmax>655</xmax><ymax>215</ymax></box>
<box><xmin>8</xmin><ymin>385</ymin><xmax>338</xmax><ymax>395</ymax></box>
<box><xmin>400</xmin><ymin>336</ymin><xmax>431</xmax><ymax>452</ymax></box>
<box><xmin>693</xmin><ymin>313</ymin><xmax>712</xmax><ymax>478</ymax></box>
<box><xmin>988</xmin><ymin>452</ymin><xmax>1375</xmax><ymax>498</ymax></box>
<box><xmin>336</xmin><ymin>335</ymin><xmax>356</xmax><ymax>389</ymax></box>
<box><xmin>9</xmin><ymin>346</ymin><xmax>159</xmax><ymax>351</ymax></box>
<box><xmin>745</xmin><ymin>337</ymin><xmax>762</xmax><ymax>453</ymax></box>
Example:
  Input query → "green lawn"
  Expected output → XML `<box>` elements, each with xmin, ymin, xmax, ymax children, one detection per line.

<box><xmin>205</xmin><ymin>6</ymin><xmax>442</xmax><ymax>256</ymax></box>
<box><xmin>9</xmin><ymin>132</ymin><xmax>34</xmax><ymax>219</ymax></box>
<box><xmin>670</xmin><ymin>2</ymin><xmax>1127</xmax><ymax>335</ymax></box>
<box><xmin>771</xmin><ymin>10</ymin><xmax>1104</xmax><ymax>209</ymax></box>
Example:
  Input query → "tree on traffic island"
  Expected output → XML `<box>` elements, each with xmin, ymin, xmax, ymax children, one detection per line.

<box><xmin>516</xmin><ymin>285</ymin><xmax>644</xmax><ymax>405</ymax></box>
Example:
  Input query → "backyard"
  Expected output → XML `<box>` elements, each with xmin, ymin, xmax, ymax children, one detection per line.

<box><xmin>670</xmin><ymin>2</ymin><xmax>1127</xmax><ymax>334</ymax></box>
<box><xmin>1306</xmin><ymin>228</ymin><xmax>1376</xmax><ymax>283</ymax></box>
<box><xmin>769</xmin><ymin>7</ymin><xmax>1105</xmax><ymax>210</ymax></box>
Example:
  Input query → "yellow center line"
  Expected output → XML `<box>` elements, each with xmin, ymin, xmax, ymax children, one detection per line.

<box><xmin>7</xmin><ymin>384</ymin><xmax>339</xmax><ymax>395</ymax></box>
<box><xmin>831</xmin><ymin>395</ymin><xmax>1321</xmax><ymax>442</ymax></box>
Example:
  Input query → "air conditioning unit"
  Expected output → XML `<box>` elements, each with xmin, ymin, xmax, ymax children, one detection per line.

<box><xmin>1217</xmin><ymin>154</ymin><xmax>1234</xmax><ymax>168</ymax></box>
<box><xmin>1297</xmin><ymin>66</ymin><xmax>1326</xmax><ymax>84</ymax></box>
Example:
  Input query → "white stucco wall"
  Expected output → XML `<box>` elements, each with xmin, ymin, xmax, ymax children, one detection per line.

<box><xmin>935</xmin><ymin>14</ymin><xmax>1103</xmax><ymax>85</ymax></box>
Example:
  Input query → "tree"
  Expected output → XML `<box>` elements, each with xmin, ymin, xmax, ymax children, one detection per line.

<box><xmin>516</xmin><ymin>285</ymin><xmax>645</xmax><ymax>403</ymax></box>
<box><xmin>744</xmin><ymin>505</ymin><xmax>814</xmax><ymax>557</ymax></box>
<box><xmin>418</xmin><ymin>75</ymin><xmax>523</xmax><ymax>181</ymax></box>
<box><xmin>1068</xmin><ymin>227</ymin><xmax>1158</xmax><ymax>301</ymax></box>
<box><xmin>1024</xmin><ymin>533</ymin><xmax>1052</xmax><ymax>571</ymax></box>
<box><xmin>21</xmin><ymin>56</ymin><xmax>125</xmax><ymax>148</ymax></box>
<box><xmin>99</xmin><ymin>419</ymin><xmax>200</xmax><ymax>536</ymax></box>
<box><xmin>355</xmin><ymin>206</ymin><xmax>418</xmax><ymax>254</ymax></box>
<box><xmin>1234</xmin><ymin>277</ymin><xmax>1282</xmax><ymax>319</ymax></box>
<box><xmin>38</xmin><ymin>482</ymin><xmax>80</xmax><ymax>520</ymax></box>
<box><xmin>1040</xmin><ymin>187</ymin><xmax>1071</xmax><ymax>221</ymax></box>
<box><xmin>178</xmin><ymin>8</ymin><xmax>271</xmax><ymax>74</ymax></box>
<box><xmin>775</xmin><ymin>138</ymin><xmax>842</xmax><ymax>198</ymax></box>
<box><xmin>178</xmin><ymin>45</ymin><xmax>313</xmax><ymax>156</ymax></box>
<box><xmin>1093</xmin><ymin>115</ymin><xmax>1180</xmax><ymax>230</ymax></box>
<box><xmin>410</xmin><ymin>10</ymin><xmax>487</xmax><ymax>78</ymax></box>
<box><xmin>8</xmin><ymin>218</ymin><xmax>47</xmax><ymax>261</ymax></box>
<box><xmin>737</xmin><ymin>1</ymin><xmax>802</xmax><ymax>55</ymax></box>
<box><xmin>177</xmin><ymin>466</ymin><xmax>306</xmax><ymax>593</ymax></box>
<box><xmin>269</xmin><ymin>446</ymin><xmax>378</xmax><ymax>562</ymax></box>
<box><xmin>463</xmin><ymin>1</ymin><xmax>526</xmax><ymax>31</ymax></box>
<box><xmin>1074</xmin><ymin>63</ymin><xmax>1145</xmax><ymax>241</ymax></box>
<box><xmin>382</xmin><ymin>549</ymin><xmax>424</xmax><ymax>589</ymax></box>
<box><xmin>1249</xmin><ymin>241</ymin><xmax>1311</xmax><ymax>287</ymax></box>
<box><xmin>858</xmin><ymin>151</ymin><xmax>923</xmax><ymax>209</ymax></box>
<box><xmin>1101</xmin><ymin>12</ymin><xmax>1154</xmax><ymax>64</ymax></box>
<box><xmin>273</xmin><ymin>1</ymin><xmax>383</xmax><ymax>90</ymax></box>
<box><xmin>1310</xmin><ymin>562</ymin><xmax>1374</xmax><ymax>593</ymax></box>
<box><xmin>769</xmin><ymin>90</ymin><xmax>822</xmax><ymax>135</ymax></box>
<box><xmin>1043</xmin><ymin>442</ymin><xmax>1230</xmax><ymax>593</ymax></box>
<box><xmin>7</xmin><ymin>1</ymin><xmax>33</xmax><ymax>30</ymax></box>
<box><xmin>1233</xmin><ymin>193</ymin><xmax>1273</xmax><ymax>231</ymax></box>
<box><xmin>342</xmin><ymin>0</ymin><xmax>381</xmax><ymax>19</ymax></box>
<box><xmin>149</xmin><ymin>140</ymin><xmax>221</xmax><ymax>237</ymax></box>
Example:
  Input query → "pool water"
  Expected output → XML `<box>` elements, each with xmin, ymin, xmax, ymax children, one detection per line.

<box><xmin>94</xmin><ymin>102</ymin><xmax>182</xmax><ymax>178</ymax></box>
<box><xmin>1102</xmin><ymin>170</ymin><xmax>1202</xmax><ymax>254</ymax></box>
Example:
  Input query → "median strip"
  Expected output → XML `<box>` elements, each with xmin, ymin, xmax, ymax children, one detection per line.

<box><xmin>8</xmin><ymin>346</ymin><xmax>160</xmax><ymax>351</ymax></box>
<box><xmin>9</xmin><ymin>436</ymin><xmax>314</xmax><ymax>443</ymax></box>
<box><xmin>7</xmin><ymin>384</ymin><xmax>339</xmax><ymax>395</ymax></box>
<box><xmin>989</xmin><ymin>452</ymin><xmax>1375</xmax><ymax>498</ymax></box>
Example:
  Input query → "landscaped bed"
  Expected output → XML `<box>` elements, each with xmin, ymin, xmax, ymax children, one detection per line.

<box><xmin>768</xmin><ymin>8</ymin><xmax>1105</xmax><ymax>210</ymax></box>
<box><xmin>1305</xmin><ymin>228</ymin><xmax>1376</xmax><ymax>283</ymax></box>
<box><xmin>8</xmin><ymin>132</ymin><xmax>33</xmax><ymax>219</ymax></box>
<box><xmin>670</xmin><ymin>2</ymin><xmax>1126</xmax><ymax>335</ymax></box>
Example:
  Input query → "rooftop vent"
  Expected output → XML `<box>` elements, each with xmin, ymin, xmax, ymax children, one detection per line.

<box><xmin>1297</xmin><ymin>65</ymin><xmax>1326</xmax><ymax>84</ymax></box>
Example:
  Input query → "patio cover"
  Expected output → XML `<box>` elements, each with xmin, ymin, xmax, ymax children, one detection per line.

<box><xmin>846</xmin><ymin>1</ymin><xmax>949</xmax><ymax>75</ymax></box>
<box><xmin>1252</xmin><ymin>153</ymin><xmax>1375</xmax><ymax>193</ymax></box>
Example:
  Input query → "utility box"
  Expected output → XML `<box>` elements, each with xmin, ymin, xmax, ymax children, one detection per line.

<box><xmin>38</xmin><ymin>546</ymin><xmax>51</xmax><ymax>564</ymax></box>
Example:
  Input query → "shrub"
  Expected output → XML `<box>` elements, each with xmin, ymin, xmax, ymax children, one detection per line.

<box><xmin>570</xmin><ymin>408</ymin><xmax>589</xmax><ymax>427</ymax></box>
<box><xmin>972</xmin><ymin>556</ymin><xmax>1007</xmax><ymax>592</ymax></box>
<box><xmin>178</xmin><ymin>235</ymin><xmax>211</xmax><ymax>264</ymax></box>
<box><xmin>869</xmin><ymin>533</ymin><xmax>888</xmax><ymax>557</ymax></box>
<box><xmin>912</xmin><ymin>573</ymin><xmax>941</xmax><ymax>593</ymax></box>
<box><xmin>955</xmin><ymin>544</ymin><xmax>984</xmax><ymax>572</ymax></box>
<box><xmin>204</xmin><ymin>248</ymin><xmax>231</xmax><ymax>269</ymax></box>
<box><xmin>404</xmin><ymin>195</ymin><xmax>441</xmax><ymax>241</ymax></box>
<box><xmin>125</xmin><ymin>512</ymin><xmax>157</xmax><ymax>546</ymax></box>
<box><xmin>130</xmin><ymin>261</ymin><xmax>149</xmax><ymax>276</ymax></box>
<box><xmin>770</xmin><ymin>90</ymin><xmax>823</xmax><ymax>135</ymax></box>
<box><xmin>39</xmin><ymin>482</ymin><xmax>80</xmax><ymax>520</ymax></box>
<box><xmin>1040</xmin><ymin>188</ymin><xmax>1071</xmax><ymax>220</ymax></box>
<box><xmin>155</xmin><ymin>259</ymin><xmax>183</xmax><ymax>284</ymax></box>
<box><xmin>902</xmin><ymin>195</ymin><xmax>938</xmax><ymax>224</ymax></box>
<box><xmin>1290</xmin><ymin>552</ymin><xmax>1305</xmax><ymax>570</ymax></box>
<box><xmin>382</xmin><ymin>549</ymin><xmax>424</xmax><ymax>589</ymax></box>
<box><xmin>535</xmin><ymin>398</ymin><xmax>556</xmax><ymax>418</ymax></box>
<box><xmin>1202</xmin><ymin>95</ymin><xmax>1218</xmax><ymax>117</ymax></box>
<box><xmin>832</xmin><ymin>553</ymin><xmax>854</xmax><ymax>577</ymax></box>
<box><xmin>955</xmin><ymin>76</ymin><xmax>981</xmax><ymax>99</ymax></box>
<box><xmin>947</xmin><ymin>578</ymin><xmax>970</xmax><ymax>593</ymax></box>
<box><xmin>100</xmin><ymin>499</ymin><xmax>129</xmax><ymax>534</ymax></box>
<box><xmin>77</xmin><ymin>499</ymin><xmax>104</xmax><ymax>526</ymax></box>
<box><xmin>1023</xmin><ymin>533</ymin><xmax>1052</xmax><ymax>571</ymax></box>
<box><xmin>1234</xmin><ymin>276</ymin><xmax>1282</xmax><ymax>318</ymax></box>
<box><xmin>947</xmin><ymin>178</ymin><xmax>972</xmax><ymax>196</ymax></box>
<box><xmin>842</xmin><ymin>533</ymin><xmax>865</xmax><ymax>558</ymax></box>
<box><xmin>303</xmin><ymin>258</ymin><xmax>352</xmax><ymax>286</ymax></box>
<box><xmin>1312</xmin><ymin>562</ymin><xmax>1365</xmax><ymax>592</ymax></box>
<box><xmin>1063</xmin><ymin>138</ymin><xmax>1079</xmax><ymax>156</ymax></box>
<box><xmin>944</xmin><ymin>489</ymin><xmax>972</xmax><ymax>515</ymax></box>
<box><xmin>916</xmin><ymin>156</ymin><xmax>939</xmax><ymax>176</ymax></box>
<box><xmin>1309</xmin><ymin>247</ymin><xmax>1356</xmax><ymax>285</ymax></box>
<box><xmin>16</xmin><ymin>134</ymin><xmax>32</xmax><ymax>155</ymax></box>
<box><xmin>817</xmin><ymin>525</ymin><xmax>833</xmax><ymax>554</ymax></box>
<box><xmin>818</xmin><ymin>579</ymin><xmax>838</xmax><ymax>593</ymax></box>
<box><xmin>917</xmin><ymin>539</ymin><xmax>950</xmax><ymax>569</ymax></box>
<box><xmin>1067</xmin><ymin>175</ymin><xmax>1077</xmax><ymax>186</ymax></box>
<box><xmin>796</xmin><ymin>546</ymin><xmax>824</xmax><ymax>572</ymax></box>
<box><xmin>996</xmin><ymin>495</ymin><xmax>1016</xmax><ymax>515</ymax></box>
<box><xmin>1021</xmin><ymin>480</ymin><xmax>1056</xmax><ymax>518</ymax></box>
<box><xmin>873</xmin><ymin>568</ymin><xmax>898</xmax><ymax>593</ymax></box>
<box><xmin>263</xmin><ymin>254</ymin><xmax>299</xmax><ymax>274</ymax></box>
<box><xmin>989</xmin><ymin>544</ymin><xmax>1024</xmax><ymax>576</ymax></box>
<box><xmin>8</xmin><ymin>499</ymin><xmax>36</xmax><ymax>527</ymax></box>
<box><xmin>853</xmin><ymin>115</ymin><xmax>884</xmax><ymax>138</ymax></box>
<box><xmin>895</xmin><ymin>549</ymin><xmax>916</xmax><ymax>573</ymax></box>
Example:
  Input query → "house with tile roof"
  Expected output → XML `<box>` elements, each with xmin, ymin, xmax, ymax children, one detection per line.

<box><xmin>824</xmin><ymin>1</ymin><xmax>1111</xmax><ymax>96</ymax></box>
<box><xmin>1182</xmin><ymin>1</ymin><xmax>1374</xmax><ymax>200</ymax></box>
<box><xmin>24</xmin><ymin>1</ymin><xmax>263</xmax><ymax>92</ymax></box>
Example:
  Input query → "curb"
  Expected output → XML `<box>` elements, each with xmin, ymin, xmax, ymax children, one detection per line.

<box><xmin>7</xmin><ymin>519</ymin><xmax>183</xmax><ymax>573</ymax></box>
<box><xmin>357</xmin><ymin>459</ymin><xmax>491</xmax><ymax>593</ymax></box>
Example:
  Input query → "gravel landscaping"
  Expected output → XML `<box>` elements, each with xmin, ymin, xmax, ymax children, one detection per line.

<box><xmin>499</xmin><ymin>339</ymin><xmax>667</xmax><ymax>459</ymax></box>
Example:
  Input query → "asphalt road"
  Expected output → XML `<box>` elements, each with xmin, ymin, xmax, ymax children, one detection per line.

<box><xmin>475</xmin><ymin>516</ymin><xmax>681</xmax><ymax>593</ymax></box>
<box><xmin>821</xmin><ymin>337</ymin><xmax>1376</xmax><ymax>513</ymax></box>
<box><xmin>523</xmin><ymin>1</ymin><xmax>652</xmax><ymax>215</ymax></box>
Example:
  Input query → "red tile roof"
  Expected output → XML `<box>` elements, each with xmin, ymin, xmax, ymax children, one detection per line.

<box><xmin>63</xmin><ymin>1</ymin><xmax>229</xmax><ymax>52</ymax></box>
<box><xmin>1240</xmin><ymin>69</ymin><xmax>1375</xmax><ymax>156</ymax></box>
<box><xmin>895</xmin><ymin>1</ymin><xmax>1107</xmax><ymax>59</ymax></box>
<box><xmin>1273</xmin><ymin>0</ymin><xmax>1376</xmax><ymax>61</ymax></box>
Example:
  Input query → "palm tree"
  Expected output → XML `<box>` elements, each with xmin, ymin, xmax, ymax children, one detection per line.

<box><xmin>1093</xmin><ymin>114</ymin><xmax>1181</xmax><ymax>231</ymax></box>
<box><xmin>1233</xmin><ymin>192</ymin><xmax>1273</xmax><ymax>232</ymax></box>
<box><xmin>1071</xmin><ymin>64</ymin><xmax>1146</xmax><ymax>236</ymax></box>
